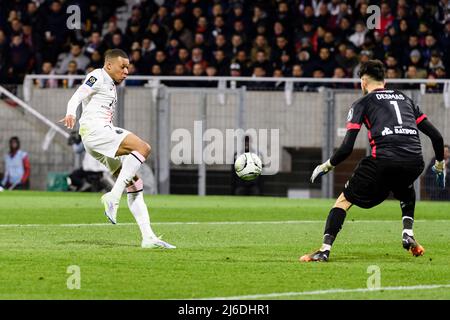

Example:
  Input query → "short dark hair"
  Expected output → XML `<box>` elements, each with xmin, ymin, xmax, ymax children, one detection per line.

<box><xmin>104</xmin><ymin>49</ymin><xmax>128</xmax><ymax>62</ymax></box>
<box><xmin>9</xmin><ymin>136</ymin><xmax>20</xmax><ymax>148</ymax></box>
<box><xmin>358</xmin><ymin>59</ymin><xmax>385</xmax><ymax>81</ymax></box>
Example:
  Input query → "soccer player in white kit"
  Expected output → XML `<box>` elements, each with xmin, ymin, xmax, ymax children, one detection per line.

<box><xmin>60</xmin><ymin>49</ymin><xmax>175</xmax><ymax>249</ymax></box>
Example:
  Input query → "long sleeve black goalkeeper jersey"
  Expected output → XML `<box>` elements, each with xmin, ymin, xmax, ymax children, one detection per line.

<box><xmin>330</xmin><ymin>88</ymin><xmax>444</xmax><ymax>166</ymax></box>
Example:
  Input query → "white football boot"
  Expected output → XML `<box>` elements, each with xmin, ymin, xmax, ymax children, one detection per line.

<box><xmin>101</xmin><ymin>192</ymin><xmax>119</xmax><ymax>224</ymax></box>
<box><xmin>141</xmin><ymin>237</ymin><xmax>176</xmax><ymax>249</ymax></box>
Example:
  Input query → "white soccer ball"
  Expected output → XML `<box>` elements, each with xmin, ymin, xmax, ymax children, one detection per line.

<box><xmin>234</xmin><ymin>152</ymin><xmax>262</xmax><ymax>181</ymax></box>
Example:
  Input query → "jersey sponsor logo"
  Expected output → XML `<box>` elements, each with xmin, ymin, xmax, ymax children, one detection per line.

<box><xmin>347</xmin><ymin>108</ymin><xmax>354</xmax><ymax>122</ymax></box>
<box><xmin>381</xmin><ymin>126</ymin><xmax>417</xmax><ymax>136</ymax></box>
<box><xmin>394</xmin><ymin>127</ymin><xmax>417</xmax><ymax>135</ymax></box>
<box><xmin>381</xmin><ymin>127</ymin><xmax>417</xmax><ymax>136</ymax></box>
<box><xmin>85</xmin><ymin>76</ymin><xmax>97</xmax><ymax>87</ymax></box>
<box><xmin>381</xmin><ymin>127</ymin><xmax>393</xmax><ymax>136</ymax></box>
<box><xmin>375</xmin><ymin>93</ymin><xmax>405</xmax><ymax>100</ymax></box>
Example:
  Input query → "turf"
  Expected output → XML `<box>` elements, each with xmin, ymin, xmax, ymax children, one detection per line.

<box><xmin>0</xmin><ymin>191</ymin><xmax>449</xmax><ymax>300</ymax></box>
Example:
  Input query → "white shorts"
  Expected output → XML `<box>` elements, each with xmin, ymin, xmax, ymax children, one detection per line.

<box><xmin>80</xmin><ymin>124</ymin><xmax>131</xmax><ymax>174</ymax></box>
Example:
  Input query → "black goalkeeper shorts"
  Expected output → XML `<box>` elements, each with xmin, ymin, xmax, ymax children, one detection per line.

<box><xmin>343</xmin><ymin>156</ymin><xmax>425</xmax><ymax>209</ymax></box>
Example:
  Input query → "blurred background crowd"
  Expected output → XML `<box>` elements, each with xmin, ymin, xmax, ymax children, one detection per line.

<box><xmin>0</xmin><ymin>0</ymin><xmax>449</xmax><ymax>88</ymax></box>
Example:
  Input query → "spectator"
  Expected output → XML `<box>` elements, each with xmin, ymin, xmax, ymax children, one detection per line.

<box><xmin>186</xmin><ymin>47</ymin><xmax>208</xmax><ymax>71</ymax></box>
<box><xmin>57</xmin><ymin>42</ymin><xmax>90</xmax><ymax>74</ymax></box>
<box><xmin>250</xmin><ymin>35</ymin><xmax>271</xmax><ymax>63</ymax></box>
<box><xmin>44</xmin><ymin>1</ymin><xmax>68</xmax><ymax>46</ymax></box>
<box><xmin>63</xmin><ymin>60</ymin><xmax>83</xmax><ymax>88</ymax></box>
<box><xmin>253</xmin><ymin>49</ymin><xmax>272</xmax><ymax>75</ymax></box>
<box><xmin>405</xmin><ymin>65</ymin><xmax>426</xmax><ymax>82</ymax></box>
<box><xmin>230</xmin><ymin>34</ymin><xmax>246</xmax><ymax>57</ymax></box>
<box><xmin>212</xmin><ymin>49</ymin><xmax>229</xmax><ymax>76</ymax></box>
<box><xmin>176</xmin><ymin>47</ymin><xmax>190</xmax><ymax>69</ymax></box>
<box><xmin>103</xmin><ymin>21</ymin><xmax>122</xmax><ymax>49</ymax></box>
<box><xmin>110</xmin><ymin>32</ymin><xmax>128</xmax><ymax>52</ymax></box>
<box><xmin>211</xmin><ymin>33</ymin><xmax>229</xmax><ymax>56</ymax></box>
<box><xmin>428</xmin><ymin>51</ymin><xmax>446</xmax><ymax>74</ymax></box>
<box><xmin>125</xmin><ymin>63</ymin><xmax>144</xmax><ymax>86</ymax></box>
<box><xmin>385</xmin><ymin>67</ymin><xmax>404</xmax><ymax>89</ymax></box>
<box><xmin>407</xmin><ymin>50</ymin><xmax>427</xmax><ymax>78</ymax></box>
<box><xmin>146</xmin><ymin>23</ymin><xmax>167</xmax><ymax>50</ymax></box>
<box><xmin>141</xmin><ymin>37</ymin><xmax>156</xmax><ymax>65</ymax></box>
<box><xmin>230</xmin><ymin>62</ymin><xmax>241</xmax><ymax>77</ymax></box>
<box><xmin>1</xmin><ymin>137</ymin><xmax>30</xmax><ymax>190</ymax></box>
<box><xmin>8</xmin><ymin>34</ymin><xmax>32</xmax><ymax>83</ymax></box>
<box><xmin>314</xmin><ymin>47</ymin><xmax>336</xmax><ymax>77</ymax></box>
<box><xmin>153</xmin><ymin>50</ymin><xmax>170</xmax><ymax>75</ymax></box>
<box><xmin>35</xmin><ymin>61</ymin><xmax>58</xmax><ymax>88</ymax></box>
<box><xmin>332</xmin><ymin>67</ymin><xmax>352</xmax><ymax>89</ymax></box>
<box><xmin>292</xmin><ymin>64</ymin><xmax>306</xmax><ymax>91</ymax></box>
<box><xmin>85</xmin><ymin>31</ymin><xmax>105</xmax><ymax>56</ymax></box>
<box><xmin>349</xmin><ymin>21</ymin><xmax>367</xmax><ymax>48</ymax></box>
<box><xmin>168</xmin><ymin>18</ymin><xmax>193</xmax><ymax>50</ymax></box>
<box><xmin>235</xmin><ymin>50</ymin><xmax>252</xmax><ymax>76</ymax></box>
<box><xmin>87</xmin><ymin>50</ymin><xmax>104</xmax><ymax>70</ymax></box>
<box><xmin>352</xmin><ymin>49</ymin><xmax>372</xmax><ymax>78</ymax></box>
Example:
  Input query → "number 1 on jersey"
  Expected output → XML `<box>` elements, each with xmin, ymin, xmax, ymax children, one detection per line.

<box><xmin>390</xmin><ymin>101</ymin><xmax>403</xmax><ymax>125</ymax></box>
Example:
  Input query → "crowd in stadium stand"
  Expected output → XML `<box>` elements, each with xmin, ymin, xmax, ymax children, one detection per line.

<box><xmin>0</xmin><ymin>0</ymin><xmax>448</xmax><ymax>90</ymax></box>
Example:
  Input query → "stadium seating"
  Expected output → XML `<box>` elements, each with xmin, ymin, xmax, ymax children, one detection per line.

<box><xmin>0</xmin><ymin>0</ymin><xmax>448</xmax><ymax>85</ymax></box>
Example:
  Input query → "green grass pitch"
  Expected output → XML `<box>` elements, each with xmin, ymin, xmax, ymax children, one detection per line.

<box><xmin>0</xmin><ymin>191</ymin><xmax>449</xmax><ymax>300</ymax></box>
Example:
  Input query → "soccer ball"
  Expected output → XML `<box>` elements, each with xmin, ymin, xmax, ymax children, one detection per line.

<box><xmin>234</xmin><ymin>152</ymin><xmax>262</xmax><ymax>181</ymax></box>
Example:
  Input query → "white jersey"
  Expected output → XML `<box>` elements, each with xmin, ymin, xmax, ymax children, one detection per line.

<box><xmin>66</xmin><ymin>68</ymin><xmax>117</xmax><ymax>131</ymax></box>
<box><xmin>66</xmin><ymin>68</ymin><xmax>131</xmax><ymax>161</ymax></box>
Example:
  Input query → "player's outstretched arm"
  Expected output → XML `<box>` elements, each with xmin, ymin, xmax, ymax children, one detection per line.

<box><xmin>311</xmin><ymin>130</ymin><xmax>359</xmax><ymax>183</ymax></box>
<box><xmin>59</xmin><ymin>85</ymin><xmax>94</xmax><ymax>130</ymax></box>
<box><xmin>418</xmin><ymin>118</ymin><xmax>446</xmax><ymax>188</ymax></box>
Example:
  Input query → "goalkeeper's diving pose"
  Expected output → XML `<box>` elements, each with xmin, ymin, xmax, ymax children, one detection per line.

<box><xmin>60</xmin><ymin>49</ymin><xmax>175</xmax><ymax>249</ymax></box>
<box><xmin>301</xmin><ymin>60</ymin><xmax>445</xmax><ymax>262</ymax></box>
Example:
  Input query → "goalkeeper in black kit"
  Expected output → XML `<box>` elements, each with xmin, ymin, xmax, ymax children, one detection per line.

<box><xmin>300</xmin><ymin>60</ymin><xmax>446</xmax><ymax>262</ymax></box>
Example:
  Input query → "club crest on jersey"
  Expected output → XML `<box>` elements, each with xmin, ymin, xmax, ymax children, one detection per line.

<box><xmin>85</xmin><ymin>76</ymin><xmax>97</xmax><ymax>87</ymax></box>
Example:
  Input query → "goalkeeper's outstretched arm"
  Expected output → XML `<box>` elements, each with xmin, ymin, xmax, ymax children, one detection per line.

<box><xmin>329</xmin><ymin>129</ymin><xmax>359</xmax><ymax>167</ymax></box>
<box><xmin>418</xmin><ymin>118</ymin><xmax>446</xmax><ymax>188</ymax></box>
<box><xmin>417</xmin><ymin>118</ymin><xmax>444</xmax><ymax>161</ymax></box>
<box><xmin>310</xmin><ymin>129</ymin><xmax>359</xmax><ymax>183</ymax></box>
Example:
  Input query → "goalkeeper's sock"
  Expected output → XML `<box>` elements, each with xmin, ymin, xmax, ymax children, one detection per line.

<box><xmin>110</xmin><ymin>151</ymin><xmax>145</xmax><ymax>200</ymax></box>
<box><xmin>127</xmin><ymin>180</ymin><xmax>157</xmax><ymax>240</ymax></box>
<box><xmin>320</xmin><ymin>207</ymin><xmax>347</xmax><ymax>252</ymax></box>
<box><xmin>401</xmin><ymin>199</ymin><xmax>415</xmax><ymax>237</ymax></box>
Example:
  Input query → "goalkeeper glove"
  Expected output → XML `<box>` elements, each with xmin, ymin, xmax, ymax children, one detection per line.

<box><xmin>311</xmin><ymin>159</ymin><xmax>335</xmax><ymax>183</ymax></box>
<box><xmin>432</xmin><ymin>160</ymin><xmax>446</xmax><ymax>189</ymax></box>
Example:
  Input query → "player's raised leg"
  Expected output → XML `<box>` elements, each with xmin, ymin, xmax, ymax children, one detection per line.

<box><xmin>300</xmin><ymin>193</ymin><xmax>352</xmax><ymax>262</ymax></box>
<box><xmin>126</xmin><ymin>176</ymin><xmax>176</xmax><ymax>249</ymax></box>
<box><xmin>101</xmin><ymin>133</ymin><xmax>150</xmax><ymax>224</ymax></box>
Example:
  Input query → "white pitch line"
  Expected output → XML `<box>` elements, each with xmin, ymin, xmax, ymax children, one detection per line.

<box><xmin>0</xmin><ymin>220</ymin><xmax>448</xmax><ymax>228</ymax></box>
<box><xmin>200</xmin><ymin>283</ymin><xmax>450</xmax><ymax>300</ymax></box>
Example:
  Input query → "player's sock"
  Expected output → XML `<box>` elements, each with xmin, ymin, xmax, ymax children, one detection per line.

<box><xmin>401</xmin><ymin>200</ymin><xmax>415</xmax><ymax>237</ymax></box>
<box><xmin>110</xmin><ymin>151</ymin><xmax>145</xmax><ymax>200</ymax></box>
<box><xmin>127</xmin><ymin>179</ymin><xmax>158</xmax><ymax>240</ymax></box>
<box><xmin>320</xmin><ymin>207</ymin><xmax>347</xmax><ymax>252</ymax></box>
